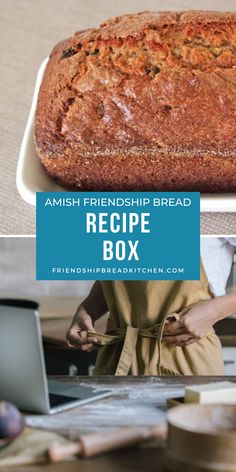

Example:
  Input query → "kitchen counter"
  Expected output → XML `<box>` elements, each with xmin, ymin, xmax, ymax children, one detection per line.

<box><xmin>16</xmin><ymin>375</ymin><xmax>236</xmax><ymax>471</ymax></box>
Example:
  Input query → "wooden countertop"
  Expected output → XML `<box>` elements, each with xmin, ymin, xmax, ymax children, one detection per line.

<box><xmin>19</xmin><ymin>376</ymin><xmax>236</xmax><ymax>472</ymax></box>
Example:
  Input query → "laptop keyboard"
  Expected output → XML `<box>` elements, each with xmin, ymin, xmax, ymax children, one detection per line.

<box><xmin>49</xmin><ymin>393</ymin><xmax>80</xmax><ymax>408</ymax></box>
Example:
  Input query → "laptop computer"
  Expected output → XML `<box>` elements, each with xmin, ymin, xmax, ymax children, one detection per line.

<box><xmin>0</xmin><ymin>299</ymin><xmax>111</xmax><ymax>414</ymax></box>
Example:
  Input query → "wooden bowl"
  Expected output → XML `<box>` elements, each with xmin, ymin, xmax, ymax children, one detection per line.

<box><xmin>165</xmin><ymin>404</ymin><xmax>236</xmax><ymax>471</ymax></box>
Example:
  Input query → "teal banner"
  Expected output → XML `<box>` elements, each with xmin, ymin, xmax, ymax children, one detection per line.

<box><xmin>36</xmin><ymin>192</ymin><xmax>200</xmax><ymax>280</ymax></box>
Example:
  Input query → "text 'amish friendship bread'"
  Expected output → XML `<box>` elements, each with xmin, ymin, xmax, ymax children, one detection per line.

<box><xmin>35</xmin><ymin>11</ymin><xmax>236</xmax><ymax>192</ymax></box>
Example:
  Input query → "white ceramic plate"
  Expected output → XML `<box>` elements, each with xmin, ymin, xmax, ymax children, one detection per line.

<box><xmin>17</xmin><ymin>59</ymin><xmax>236</xmax><ymax>211</ymax></box>
<box><xmin>16</xmin><ymin>58</ymin><xmax>63</xmax><ymax>206</ymax></box>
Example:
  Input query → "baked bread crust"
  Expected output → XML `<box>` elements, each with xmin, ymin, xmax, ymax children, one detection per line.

<box><xmin>35</xmin><ymin>11</ymin><xmax>236</xmax><ymax>191</ymax></box>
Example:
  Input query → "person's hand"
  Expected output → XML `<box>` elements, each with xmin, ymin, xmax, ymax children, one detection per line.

<box><xmin>66</xmin><ymin>307</ymin><xmax>97</xmax><ymax>352</ymax></box>
<box><xmin>162</xmin><ymin>299</ymin><xmax>218</xmax><ymax>347</ymax></box>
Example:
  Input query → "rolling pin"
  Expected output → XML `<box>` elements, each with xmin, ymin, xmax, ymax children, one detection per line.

<box><xmin>48</xmin><ymin>425</ymin><xmax>167</xmax><ymax>462</ymax></box>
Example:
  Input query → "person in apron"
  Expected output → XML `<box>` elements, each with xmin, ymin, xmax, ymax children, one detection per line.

<box><xmin>66</xmin><ymin>261</ymin><xmax>229</xmax><ymax>375</ymax></box>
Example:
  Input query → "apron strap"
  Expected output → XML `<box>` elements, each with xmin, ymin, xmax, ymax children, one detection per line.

<box><xmin>115</xmin><ymin>326</ymin><xmax>140</xmax><ymax>376</ymax></box>
<box><xmin>87</xmin><ymin>331</ymin><xmax>123</xmax><ymax>345</ymax></box>
<box><xmin>156</xmin><ymin>313</ymin><xmax>180</xmax><ymax>375</ymax></box>
<box><xmin>87</xmin><ymin>313</ymin><xmax>180</xmax><ymax>376</ymax></box>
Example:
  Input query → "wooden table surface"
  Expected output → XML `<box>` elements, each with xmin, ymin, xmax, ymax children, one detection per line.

<box><xmin>12</xmin><ymin>375</ymin><xmax>235</xmax><ymax>472</ymax></box>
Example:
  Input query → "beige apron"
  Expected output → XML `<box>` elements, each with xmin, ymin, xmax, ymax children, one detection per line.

<box><xmin>91</xmin><ymin>262</ymin><xmax>224</xmax><ymax>376</ymax></box>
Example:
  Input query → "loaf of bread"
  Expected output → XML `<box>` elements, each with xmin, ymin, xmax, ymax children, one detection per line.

<box><xmin>35</xmin><ymin>11</ymin><xmax>236</xmax><ymax>191</ymax></box>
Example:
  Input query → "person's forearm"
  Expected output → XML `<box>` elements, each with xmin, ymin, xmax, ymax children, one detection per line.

<box><xmin>211</xmin><ymin>291</ymin><xmax>236</xmax><ymax>323</ymax></box>
<box><xmin>77</xmin><ymin>281</ymin><xmax>108</xmax><ymax>321</ymax></box>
